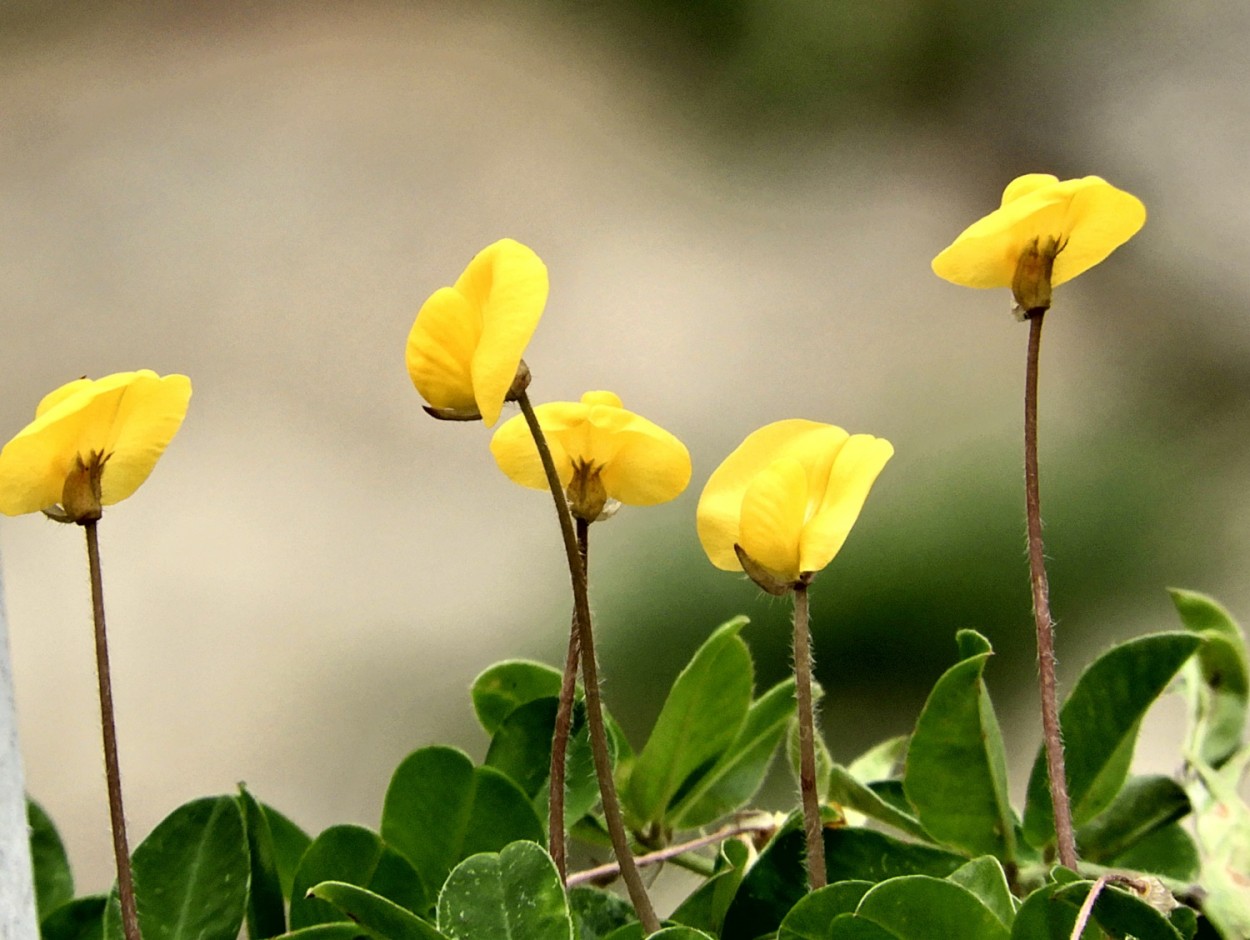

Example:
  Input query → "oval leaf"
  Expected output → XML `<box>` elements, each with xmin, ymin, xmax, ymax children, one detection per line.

<box><xmin>626</xmin><ymin>617</ymin><xmax>754</xmax><ymax>826</ymax></box>
<box><xmin>472</xmin><ymin>660</ymin><xmax>563</xmax><ymax>735</ymax></box>
<box><xmin>263</xmin><ymin>802</ymin><xmax>313</xmax><ymax>899</ymax></box>
<box><xmin>103</xmin><ymin>795</ymin><xmax>248</xmax><ymax>940</ymax></box>
<box><xmin>778</xmin><ymin>882</ymin><xmax>873</xmax><ymax>940</ymax></box>
<box><xmin>28</xmin><ymin>797</ymin><xmax>74</xmax><ymax>921</ymax></box>
<box><xmin>289</xmin><ymin>825</ymin><xmax>427</xmax><ymax>928</ymax></box>
<box><xmin>1075</xmin><ymin>775</ymin><xmax>1190</xmax><ymax>865</ymax></box>
<box><xmin>947</xmin><ymin>857</ymin><xmax>1014</xmax><ymax>931</ymax></box>
<box><xmin>436</xmin><ymin>841</ymin><xmax>572</xmax><ymax>940</ymax></box>
<box><xmin>852</xmin><ymin>875</ymin><xmax>1010</xmax><ymax>940</ymax></box>
<box><xmin>1022</xmin><ymin>632</ymin><xmax>1202</xmax><ymax>847</ymax></box>
<box><xmin>41</xmin><ymin>894</ymin><xmax>107</xmax><ymax>940</ymax></box>
<box><xmin>239</xmin><ymin>786</ymin><xmax>287</xmax><ymax>939</ymax></box>
<box><xmin>308</xmin><ymin>882</ymin><xmax>447</xmax><ymax>939</ymax></box>
<box><xmin>382</xmin><ymin>746</ymin><xmax>544</xmax><ymax>896</ymax></box>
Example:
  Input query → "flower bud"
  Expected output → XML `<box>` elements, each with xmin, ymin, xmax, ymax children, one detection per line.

<box><xmin>1011</xmin><ymin>235</ymin><xmax>1061</xmax><ymax>319</ymax></box>
<box><xmin>567</xmin><ymin>459</ymin><xmax>609</xmax><ymax>523</ymax></box>
<box><xmin>60</xmin><ymin>450</ymin><xmax>106</xmax><ymax>524</ymax></box>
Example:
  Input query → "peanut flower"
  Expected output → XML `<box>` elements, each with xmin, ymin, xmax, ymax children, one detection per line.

<box><xmin>490</xmin><ymin>390</ymin><xmax>691</xmax><ymax>522</ymax></box>
<box><xmin>931</xmin><ymin>174</ymin><xmax>1145</xmax><ymax>314</ymax></box>
<box><xmin>697</xmin><ymin>420</ymin><xmax>893</xmax><ymax>594</ymax></box>
<box><xmin>406</xmin><ymin>238</ymin><xmax>549</xmax><ymax>427</ymax></box>
<box><xmin>0</xmin><ymin>370</ymin><xmax>191</xmax><ymax>523</ymax></box>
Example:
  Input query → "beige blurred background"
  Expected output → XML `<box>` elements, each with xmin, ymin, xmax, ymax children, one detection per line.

<box><xmin>2</xmin><ymin>0</ymin><xmax>1249</xmax><ymax>893</ymax></box>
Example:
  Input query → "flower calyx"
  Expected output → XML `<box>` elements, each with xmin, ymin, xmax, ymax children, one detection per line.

<box><xmin>44</xmin><ymin>450</ymin><xmax>108</xmax><ymax>524</ymax></box>
<box><xmin>733</xmin><ymin>544</ymin><xmax>813</xmax><ymax>596</ymax></box>
<box><xmin>1011</xmin><ymin>235</ymin><xmax>1063</xmax><ymax>320</ymax></box>
<box><xmin>566</xmin><ymin>458</ymin><xmax>621</xmax><ymax>523</ymax></box>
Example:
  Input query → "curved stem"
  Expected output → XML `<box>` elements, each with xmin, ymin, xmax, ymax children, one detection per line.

<box><xmin>84</xmin><ymin>521</ymin><xmax>141</xmax><ymax>940</ymax></box>
<box><xmin>548</xmin><ymin>521</ymin><xmax>587</xmax><ymax>881</ymax></box>
<box><xmin>792</xmin><ymin>581</ymin><xmax>826</xmax><ymax>889</ymax></box>
<box><xmin>517</xmin><ymin>392</ymin><xmax>659</xmax><ymax>933</ymax></box>
<box><xmin>1023</xmin><ymin>310</ymin><xmax>1078</xmax><ymax>869</ymax></box>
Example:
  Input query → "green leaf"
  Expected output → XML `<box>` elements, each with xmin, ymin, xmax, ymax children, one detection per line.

<box><xmin>472</xmin><ymin>660</ymin><xmax>563</xmax><ymax>735</ymax></box>
<box><xmin>568</xmin><ymin>886</ymin><xmax>634</xmax><ymax>940</ymax></box>
<box><xmin>269</xmin><ymin>926</ymin><xmax>371</xmax><ymax>940</ymax></box>
<box><xmin>239</xmin><ymin>785</ymin><xmax>288</xmax><ymax>939</ymax></box>
<box><xmin>103</xmin><ymin>795</ymin><xmax>248</xmax><ymax>940</ymax></box>
<box><xmin>649</xmin><ymin>930</ymin><xmax>716</xmax><ymax>939</ymax></box>
<box><xmin>1056</xmin><ymin>881</ymin><xmax>1182</xmax><ymax>940</ymax></box>
<box><xmin>263</xmin><ymin>802</ymin><xmax>313</xmax><ymax>899</ymax></box>
<box><xmin>28</xmin><ymin>797</ymin><xmax>74</xmax><ymax>921</ymax></box>
<box><xmin>1022</xmin><ymin>633</ymin><xmax>1202</xmax><ymax>848</ymax></box>
<box><xmin>669</xmin><ymin>839</ymin><xmax>750</xmax><ymax>934</ymax></box>
<box><xmin>827</xmin><ymin>766</ymin><xmax>929</xmax><ymax>839</ymax></box>
<box><xmin>948</xmin><ymin>857</ymin><xmax>1015</xmax><ymax>931</ymax></box>
<box><xmin>626</xmin><ymin>617</ymin><xmax>754</xmax><ymax>826</ymax></box>
<box><xmin>721</xmin><ymin>822</ymin><xmax>965</xmax><ymax>940</ymax></box>
<box><xmin>847</xmin><ymin>875</ymin><xmax>1011</xmax><ymax>940</ymax></box>
<box><xmin>904</xmin><ymin>631</ymin><xmax>1015</xmax><ymax>861</ymax></box>
<box><xmin>1009</xmin><ymin>884</ymin><xmax>1082</xmax><ymax>940</ymax></box>
<box><xmin>436</xmin><ymin>841</ymin><xmax>573</xmax><ymax>940</ymax></box>
<box><xmin>1075</xmin><ymin>775</ymin><xmax>1190</xmax><ymax>865</ymax></box>
<box><xmin>668</xmin><ymin>676</ymin><xmax>797</xmax><ymax>829</ymax></box>
<box><xmin>381</xmin><ymin>746</ymin><xmax>544</xmax><ymax>897</ymax></box>
<box><xmin>778</xmin><ymin>882</ymin><xmax>873</xmax><ymax>940</ymax></box>
<box><xmin>307</xmin><ymin>882</ymin><xmax>447</xmax><ymax>939</ymax></box>
<box><xmin>826</xmin><ymin>916</ymin><xmax>897</xmax><ymax>940</ymax></box>
<box><xmin>1107</xmin><ymin>822</ymin><xmax>1201</xmax><ymax>882</ymax></box>
<box><xmin>1170</xmin><ymin>589</ymin><xmax>1250</xmax><ymax>769</ymax></box>
<box><xmin>289</xmin><ymin>825</ymin><xmax>427</xmax><ymax>928</ymax></box>
<box><xmin>847</xmin><ymin>736</ymin><xmax>909</xmax><ymax>783</ymax></box>
<box><xmin>41</xmin><ymin>894</ymin><xmax>107</xmax><ymax>940</ymax></box>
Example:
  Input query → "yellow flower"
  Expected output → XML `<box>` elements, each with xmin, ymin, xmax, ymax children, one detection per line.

<box><xmin>0</xmin><ymin>370</ymin><xmax>192</xmax><ymax>522</ymax></box>
<box><xmin>490</xmin><ymin>391</ymin><xmax>691</xmax><ymax>522</ymax></box>
<box><xmin>406</xmin><ymin>238</ymin><xmax>549</xmax><ymax>427</ymax></box>
<box><xmin>931</xmin><ymin>174</ymin><xmax>1145</xmax><ymax>312</ymax></box>
<box><xmin>697</xmin><ymin>420</ymin><xmax>893</xmax><ymax>592</ymax></box>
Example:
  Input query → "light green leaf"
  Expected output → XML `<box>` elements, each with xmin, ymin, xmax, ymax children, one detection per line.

<box><xmin>103</xmin><ymin>796</ymin><xmax>248</xmax><ymax>940</ymax></box>
<box><xmin>28</xmin><ymin>797</ymin><xmax>73</xmax><ymax>921</ymax></box>
<box><xmin>308</xmin><ymin>882</ymin><xmax>447</xmax><ymax>939</ymax></box>
<box><xmin>904</xmin><ymin>631</ymin><xmax>1015</xmax><ymax>861</ymax></box>
<box><xmin>626</xmin><ymin>617</ymin><xmax>754</xmax><ymax>826</ymax></box>
<box><xmin>472</xmin><ymin>660</ymin><xmax>563</xmax><ymax>735</ymax></box>
<box><xmin>289</xmin><ymin>825</ymin><xmax>427</xmax><ymax>928</ymax></box>
<box><xmin>669</xmin><ymin>839</ymin><xmax>750</xmax><ymax>935</ymax></box>
<box><xmin>948</xmin><ymin>857</ymin><xmax>1014</xmax><ymax>931</ymax></box>
<box><xmin>436</xmin><ymin>841</ymin><xmax>572</xmax><ymax>940</ymax></box>
<box><xmin>1170</xmin><ymin>589</ymin><xmax>1249</xmax><ymax>769</ymax></box>
<box><xmin>827</xmin><ymin>766</ymin><xmax>929</xmax><ymax>839</ymax></box>
<box><xmin>1023</xmin><ymin>632</ymin><xmax>1202</xmax><ymax>847</ymax></box>
<box><xmin>848</xmin><ymin>875</ymin><xmax>1011</xmax><ymax>940</ymax></box>
<box><xmin>382</xmin><ymin>746</ymin><xmax>544</xmax><ymax>897</ymax></box>
<box><xmin>668</xmin><ymin>676</ymin><xmax>796</xmax><ymax>829</ymax></box>
<box><xmin>847</xmin><ymin>736</ymin><xmax>908</xmax><ymax>784</ymax></box>
<box><xmin>778</xmin><ymin>882</ymin><xmax>873</xmax><ymax>940</ymax></box>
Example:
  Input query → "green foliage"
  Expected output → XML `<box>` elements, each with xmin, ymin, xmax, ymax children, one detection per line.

<box><xmin>1170</xmin><ymin>589</ymin><xmax>1250</xmax><ymax>768</ymax></box>
<box><xmin>288</xmin><ymin>825</ymin><xmax>426</xmax><ymax>928</ymax></box>
<box><xmin>28</xmin><ymin>798</ymin><xmax>73</xmax><ymax>922</ymax></box>
<box><xmin>436</xmin><ymin>841</ymin><xmax>572</xmax><ymax>940</ymax></box>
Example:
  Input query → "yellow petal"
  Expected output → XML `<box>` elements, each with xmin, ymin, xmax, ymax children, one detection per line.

<box><xmin>0</xmin><ymin>371</ymin><xmax>190</xmax><ymax>516</ymax></box>
<box><xmin>737</xmin><ymin>457</ymin><xmax>808</xmax><ymax>584</ymax></box>
<box><xmin>594</xmin><ymin>412</ymin><xmax>691</xmax><ymax>505</ymax></box>
<box><xmin>1000</xmin><ymin>173</ymin><xmax>1059</xmax><ymax>207</ymax></box>
<box><xmin>696</xmin><ymin>420</ymin><xmax>847</xmax><ymax>571</ymax></box>
<box><xmin>406</xmin><ymin>286</ymin><xmax>482</xmax><ymax>413</ymax></box>
<box><xmin>798</xmin><ymin>434</ymin><xmax>894</xmax><ymax>573</ymax></box>
<box><xmin>1050</xmin><ymin>179</ymin><xmax>1146</xmax><ymax>286</ymax></box>
<box><xmin>462</xmin><ymin>239</ymin><xmax>549</xmax><ymax>427</ymax></box>
<box><xmin>488</xmin><ymin>402</ymin><xmax>582</xmax><ymax>491</ymax></box>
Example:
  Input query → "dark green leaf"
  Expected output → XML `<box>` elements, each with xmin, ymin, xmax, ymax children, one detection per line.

<box><xmin>28</xmin><ymin>797</ymin><xmax>73</xmax><ymax>920</ymax></box>
<box><xmin>307</xmin><ymin>882</ymin><xmax>447</xmax><ymax>939</ymax></box>
<box><xmin>669</xmin><ymin>839</ymin><xmax>750</xmax><ymax>934</ymax></box>
<box><xmin>778</xmin><ymin>882</ymin><xmax>873</xmax><ymax>940</ymax></box>
<box><xmin>381</xmin><ymin>746</ymin><xmax>544</xmax><ymax>897</ymax></box>
<box><xmin>1076</xmin><ymin>775</ymin><xmax>1190</xmax><ymax>865</ymax></box>
<box><xmin>41</xmin><ymin>894</ymin><xmax>106</xmax><ymax>940</ymax></box>
<box><xmin>1009</xmin><ymin>883</ymin><xmax>1082</xmax><ymax>940</ymax></box>
<box><xmin>102</xmin><ymin>795</ymin><xmax>248</xmax><ymax>940</ymax></box>
<box><xmin>904</xmin><ymin>631</ymin><xmax>1016</xmax><ymax>861</ymax></box>
<box><xmin>827</xmin><ymin>766</ymin><xmax>929</xmax><ymax>839</ymax></box>
<box><xmin>1023</xmin><ymin>633</ymin><xmax>1202</xmax><ymax>848</ymax></box>
<box><xmin>436</xmin><ymin>841</ymin><xmax>572</xmax><ymax>940</ymax></box>
<box><xmin>826</xmin><ymin>915</ymin><xmax>898</xmax><ymax>939</ymax></box>
<box><xmin>851</xmin><ymin>875</ymin><xmax>1011</xmax><ymax>940</ymax></box>
<box><xmin>1169</xmin><ymin>589</ymin><xmax>1249</xmax><ymax>769</ymax></box>
<box><xmin>649</xmin><ymin>929</ymin><xmax>716</xmax><ymax>939</ymax></box>
<box><xmin>568</xmin><ymin>886</ymin><xmax>634</xmax><ymax>940</ymax></box>
<box><xmin>948</xmin><ymin>857</ymin><xmax>1014</xmax><ymax>931</ymax></box>
<box><xmin>1106</xmin><ymin>822</ymin><xmax>1200</xmax><ymax>882</ymax></box>
<box><xmin>1056</xmin><ymin>881</ymin><xmax>1183</xmax><ymax>940</ymax></box>
<box><xmin>289</xmin><ymin>825</ymin><xmax>427</xmax><ymax>928</ymax></box>
<box><xmin>626</xmin><ymin>617</ymin><xmax>754</xmax><ymax>826</ymax></box>
<box><xmin>269</xmin><ymin>926</ymin><xmax>371</xmax><ymax>939</ymax></box>
<box><xmin>263</xmin><ymin>802</ymin><xmax>313</xmax><ymax>899</ymax></box>
<box><xmin>668</xmin><ymin>677</ymin><xmax>797</xmax><ymax>829</ymax></box>
<box><xmin>239</xmin><ymin>785</ymin><xmax>287</xmax><ymax>939</ymax></box>
<box><xmin>472</xmin><ymin>660</ymin><xmax>563</xmax><ymax>735</ymax></box>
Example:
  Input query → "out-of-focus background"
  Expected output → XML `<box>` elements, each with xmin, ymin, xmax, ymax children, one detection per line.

<box><xmin>2</xmin><ymin>0</ymin><xmax>1248</xmax><ymax>894</ymax></box>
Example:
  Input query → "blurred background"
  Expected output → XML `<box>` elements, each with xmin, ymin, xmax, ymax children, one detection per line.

<box><xmin>2</xmin><ymin>0</ymin><xmax>1248</xmax><ymax>895</ymax></box>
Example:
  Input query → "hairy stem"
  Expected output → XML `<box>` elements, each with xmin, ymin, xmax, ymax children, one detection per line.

<box><xmin>793</xmin><ymin>581</ymin><xmax>826</xmax><ymax>889</ymax></box>
<box><xmin>1023</xmin><ymin>310</ymin><xmax>1078</xmax><ymax>869</ymax></box>
<box><xmin>517</xmin><ymin>392</ymin><xmax>659</xmax><ymax>932</ymax></box>
<box><xmin>84</xmin><ymin>521</ymin><xmax>141</xmax><ymax>940</ymax></box>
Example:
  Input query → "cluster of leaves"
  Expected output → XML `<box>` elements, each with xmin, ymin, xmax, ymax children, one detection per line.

<box><xmin>27</xmin><ymin>592</ymin><xmax>1250</xmax><ymax>939</ymax></box>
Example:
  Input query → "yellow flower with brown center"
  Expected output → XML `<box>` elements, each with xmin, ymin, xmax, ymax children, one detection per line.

<box><xmin>697</xmin><ymin>420</ymin><xmax>892</xmax><ymax>593</ymax></box>
<box><xmin>490</xmin><ymin>391</ymin><xmax>691</xmax><ymax>522</ymax></box>
<box><xmin>0</xmin><ymin>370</ymin><xmax>192</xmax><ymax>523</ymax></box>
<box><xmin>931</xmin><ymin>174</ymin><xmax>1146</xmax><ymax>314</ymax></box>
<box><xmin>406</xmin><ymin>238</ymin><xmax>549</xmax><ymax>427</ymax></box>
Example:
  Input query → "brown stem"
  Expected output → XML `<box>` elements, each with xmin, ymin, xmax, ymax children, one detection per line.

<box><xmin>1023</xmin><ymin>309</ymin><xmax>1078</xmax><ymax>869</ymax></box>
<box><xmin>792</xmin><ymin>581</ymin><xmax>826</xmax><ymax>889</ymax></box>
<box><xmin>547</xmin><ymin>520</ymin><xmax>587</xmax><ymax>881</ymax></box>
<box><xmin>566</xmin><ymin>817</ymin><xmax>777</xmax><ymax>887</ymax></box>
<box><xmin>516</xmin><ymin>392</ymin><xmax>659</xmax><ymax>933</ymax></box>
<box><xmin>84</xmin><ymin>521</ymin><xmax>141</xmax><ymax>940</ymax></box>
